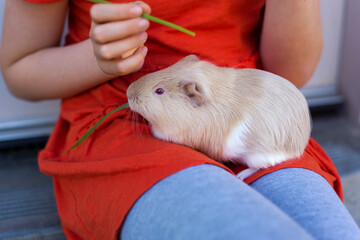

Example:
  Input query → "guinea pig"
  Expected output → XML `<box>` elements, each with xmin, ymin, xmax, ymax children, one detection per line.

<box><xmin>126</xmin><ymin>55</ymin><xmax>311</xmax><ymax>180</ymax></box>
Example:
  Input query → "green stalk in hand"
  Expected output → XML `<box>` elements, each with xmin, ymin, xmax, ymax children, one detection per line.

<box><xmin>88</xmin><ymin>0</ymin><xmax>196</xmax><ymax>36</ymax></box>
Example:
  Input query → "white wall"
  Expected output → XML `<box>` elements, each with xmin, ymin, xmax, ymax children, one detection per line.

<box><xmin>304</xmin><ymin>0</ymin><xmax>346</xmax><ymax>89</ymax></box>
<box><xmin>0</xmin><ymin>1</ymin><xmax>60</xmax><ymax>141</ymax></box>
<box><xmin>339</xmin><ymin>0</ymin><xmax>360</xmax><ymax>128</ymax></box>
<box><xmin>300</xmin><ymin>0</ymin><xmax>346</xmax><ymax>108</ymax></box>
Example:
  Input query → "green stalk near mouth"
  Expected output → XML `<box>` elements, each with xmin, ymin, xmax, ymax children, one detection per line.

<box><xmin>65</xmin><ymin>102</ymin><xmax>129</xmax><ymax>153</ymax></box>
<box><xmin>88</xmin><ymin>0</ymin><xmax>196</xmax><ymax>36</ymax></box>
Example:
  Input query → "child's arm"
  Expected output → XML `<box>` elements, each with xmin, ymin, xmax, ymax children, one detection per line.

<box><xmin>260</xmin><ymin>0</ymin><xmax>323</xmax><ymax>88</ymax></box>
<box><xmin>0</xmin><ymin>0</ymin><xmax>150</xmax><ymax>101</ymax></box>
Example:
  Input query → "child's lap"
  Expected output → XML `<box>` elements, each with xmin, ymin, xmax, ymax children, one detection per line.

<box><xmin>121</xmin><ymin>165</ymin><xmax>360</xmax><ymax>240</ymax></box>
<box><xmin>120</xmin><ymin>165</ymin><xmax>313</xmax><ymax>240</ymax></box>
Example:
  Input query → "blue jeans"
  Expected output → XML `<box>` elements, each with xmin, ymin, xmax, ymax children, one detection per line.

<box><xmin>120</xmin><ymin>165</ymin><xmax>360</xmax><ymax>240</ymax></box>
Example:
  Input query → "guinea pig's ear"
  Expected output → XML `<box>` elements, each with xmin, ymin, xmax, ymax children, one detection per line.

<box><xmin>178</xmin><ymin>55</ymin><xmax>199</xmax><ymax>63</ymax></box>
<box><xmin>180</xmin><ymin>81</ymin><xmax>204</xmax><ymax>107</ymax></box>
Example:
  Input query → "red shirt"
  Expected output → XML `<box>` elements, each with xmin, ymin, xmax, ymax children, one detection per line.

<box><xmin>26</xmin><ymin>0</ymin><xmax>342</xmax><ymax>239</ymax></box>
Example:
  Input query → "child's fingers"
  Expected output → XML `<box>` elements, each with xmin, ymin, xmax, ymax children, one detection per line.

<box><xmin>91</xmin><ymin>18</ymin><xmax>149</xmax><ymax>44</ymax></box>
<box><xmin>120</xmin><ymin>46</ymin><xmax>148</xmax><ymax>73</ymax></box>
<box><xmin>90</xmin><ymin>3</ymin><xmax>143</xmax><ymax>23</ymax></box>
<box><xmin>98</xmin><ymin>46</ymin><xmax>148</xmax><ymax>75</ymax></box>
<box><xmin>94</xmin><ymin>32</ymin><xmax>147</xmax><ymax>60</ymax></box>
<box><xmin>132</xmin><ymin>1</ymin><xmax>151</xmax><ymax>15</ymax></box>
<box><xmin>89</xmin><ymin>1</ymin><xmax>151</xmax><ymax>76</ymax></box>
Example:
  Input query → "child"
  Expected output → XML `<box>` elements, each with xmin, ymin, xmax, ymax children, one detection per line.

<box><xmin>1</xmin><ymin>1</ymin><xmax>359</xmax><ymax>239</ymax></box>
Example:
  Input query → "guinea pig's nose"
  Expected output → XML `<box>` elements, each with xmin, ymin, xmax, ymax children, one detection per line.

<box><xmin>127</xmin><ymin>92</ymin><xmax>135</xmax><ymax>101</ymax></box>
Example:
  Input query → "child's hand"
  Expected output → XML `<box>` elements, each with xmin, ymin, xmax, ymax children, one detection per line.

<box><xmin>90</xmin><ymin>1</ymin><xmax>151</xmax><ymax>76</ymax></box>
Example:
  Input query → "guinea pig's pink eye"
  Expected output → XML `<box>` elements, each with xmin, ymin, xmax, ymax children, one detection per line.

<box><xmin>155</xmin><ymin>88</ymin><xmax>165</xmax><ymax>95</ymax></box>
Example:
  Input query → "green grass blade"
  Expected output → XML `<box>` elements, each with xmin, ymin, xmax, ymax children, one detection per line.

<box><xmin>87</xmin><ymin>0</ymin><xmax>195</xmax><ymax>36</ymax></box>
<box><xmin>65</xmin><ymin>102</ymin><xmax>129</xmax><ymax>153</ymax></box>
<box><xmin>88</xmin><ymin>0</ymin><xmax>111</xmax><ymax>3</ymax></box>
<box><xmin>141</xmin><ymin>13</ymin><xmax>195</xmax><ymax>36</ymax></box>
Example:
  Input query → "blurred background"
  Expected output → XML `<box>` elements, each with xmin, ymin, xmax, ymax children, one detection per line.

<box><xmin>0</xmin><ymin>0</ymin><xmax>359</xmax><ymax>239</ymax></box>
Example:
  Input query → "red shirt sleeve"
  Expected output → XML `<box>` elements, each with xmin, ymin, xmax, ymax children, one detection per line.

<box><xmin>23</xmin><ymin>0</ymin><xmax>63</xmax><ymax>3</ymax></box>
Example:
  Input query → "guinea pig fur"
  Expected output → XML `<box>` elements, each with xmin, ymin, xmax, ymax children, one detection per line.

<box><xmin>126</xmin><ymin>55</ymin><xmax>311</xmax><ymax>178</ymax></box>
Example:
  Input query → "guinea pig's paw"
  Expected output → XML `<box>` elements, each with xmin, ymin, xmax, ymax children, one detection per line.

<box><xmin>236</xmin><ymin>168</ymin><xmax>259</xmax><ymax>181</ymax></box>
<box><xmin>245</xmin><ymin>153</ymin><xmax>288</xmax><ymax>169</ymax></box>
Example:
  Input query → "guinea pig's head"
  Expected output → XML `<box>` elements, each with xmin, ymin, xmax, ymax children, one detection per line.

<box><xmin>126</xmin><ymin>55</ymin><xmax>215</xmax><ymax>136</ymax></box>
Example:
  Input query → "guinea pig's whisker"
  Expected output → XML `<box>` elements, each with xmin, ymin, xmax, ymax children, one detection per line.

<box><xmin>124</xmin><ymin>108</ymin><xmax>133</xmax><ymax>123</ymax></box>
<box><xmin>135</xmin><ymin>113</ymin><xmax>142</xmax><ymax>137</ymax></box>
<box><xmin>132</xmin><ymin>105</ymin><xmax>152</xmax><ymax>137</ymax></box>
<box><xmin>131</xmin><ymin>111</ymin><xmax>144</xmax><ymax>137</ymax></box>
<box><xmin>130</xmin><ymin>111</ymin><xmax>137</xmax><ymax>132</ymax></box>
<box><xmin>143</xmin><ymin>118</ymin><xmax>152</xmax><ymax>136</ymax></box>
<box><xmin>119</xmin><ymin>108</ymin><xmax>132</xmax><ymax>134</ymax></box>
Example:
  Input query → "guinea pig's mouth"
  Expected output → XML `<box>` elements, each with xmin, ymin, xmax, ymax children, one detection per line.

<box><xmin>128</xmin><ymin>100</ymin><xmax>153</xmax><ymax>122</ymax></box>
<box><xmin>128</xmin><ymin>100</ymin><xmax>143</xmax><ymax>116</ymax></box>
<box><xmin>127</xmin><ymin>100</ymin><xmax>136</xmax><ymax>112</ymax></box>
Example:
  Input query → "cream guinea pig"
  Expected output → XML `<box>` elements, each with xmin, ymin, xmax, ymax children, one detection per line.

<box><xmin>126</xmin><ymin>55</ymin><xmax>311</xmax><ymax>180</ymax></box>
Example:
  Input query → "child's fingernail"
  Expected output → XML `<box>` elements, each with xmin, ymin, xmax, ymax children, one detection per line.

<box><xmin>142</xmin><ymin>46</ymin><xmax>148</xmax><ymax>55</ymax></box>
<box><xmin>140</xmin><ymin>32</ymin><xmax>147</xmax><ymax>42</ymax></box>
<box><xmin>139</xmin><ymin>19</ymin><xmax>149</xmax><ymax>29</ymax></box>
<box><xmin>131</xmin><ymin>6</ymin><xmax>142</xmax><ymax>15</ymax></box>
